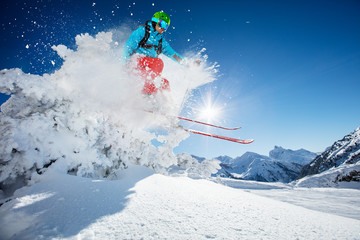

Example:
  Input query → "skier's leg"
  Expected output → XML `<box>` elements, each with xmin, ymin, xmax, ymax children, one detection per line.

<box><xmin>137</xmin><ymin>57</ymin><xmax>170</xmax><ymax>94</ymax></box>
<box><xmin>137</xmin><ymin>57</ymin><xmax>164</xmax><ymax>78</ymax></box>
<box><xmin>137</xmin><ymin>57</ymin><xmax>165</xmax><ymax>94</ymax></box>
<box><xmin>160</xmin><ymin>78</ymin><xmax>170</xmax><ymax>91</ymax></box>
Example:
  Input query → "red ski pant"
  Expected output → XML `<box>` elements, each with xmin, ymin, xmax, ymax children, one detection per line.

<box><xmin>136</xmin><ymin>57</ymin><xmax>170</xmax><ymax>94</ymax></box>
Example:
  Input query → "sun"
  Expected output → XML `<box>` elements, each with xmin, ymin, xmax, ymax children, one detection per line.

<box><xmin>197</xmin><ymin>99</ymin><xmax>224</xmax><ymax>124</ymax></box>
<box><xmin>189</xmin><ymin>89</ymin><xmax>224</xmax><ymax>124</ymax></box>
<box><xmin>199</xmin><ymin>106</ymin><xmax>219</xmax><ymax>121</ymax></box>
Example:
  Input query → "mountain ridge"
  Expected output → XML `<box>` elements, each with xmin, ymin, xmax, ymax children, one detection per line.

<box><xmin>298</xmin><ymin>127</ymin><xmax>360</xmax><ymax>179</ymax></box>
<box><xmin>207</xmin><ymin>146</ymin><xmax>317</xmax><ymax>183</ymax></box>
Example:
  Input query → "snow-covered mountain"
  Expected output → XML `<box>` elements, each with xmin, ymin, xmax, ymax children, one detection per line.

<box><xmin>212</xmin><ymin>129</ymin><xmax>360</xmax><ymax>187</ymax></box>
<box><xmin>295</xmin><ymin>161</ymin><xmax>360</xmax><ymax>188</ymax></box>
<box><xmin>295</xmin><ymin>127</ymin><xmax>360</xmax><ymax>186</ymax></box>
<box><xmin>269</xmin><ymin>146</ymin><xmax>318</xmax><ymax>165</ymax></box>
<box><xmin>214</xmin><ymin>146</ymin><xmax>317</xmax><ymax>183</ymax></box>
<box><xmin>215</xmin><ymin>155</ymin><xmax>233</xmax><ymax>164</ymax></box>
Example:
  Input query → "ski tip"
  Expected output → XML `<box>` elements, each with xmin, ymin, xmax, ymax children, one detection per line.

<box><xmin>238</xmin><ymin>139</ymin><xmax>254</xmax><ymax>144</ymax></box>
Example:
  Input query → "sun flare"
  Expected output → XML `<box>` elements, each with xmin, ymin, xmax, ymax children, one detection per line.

<box><xmin>199</xmin><ymin>104</ymin><xmax>222</xmax><ymax>123</ymax></box>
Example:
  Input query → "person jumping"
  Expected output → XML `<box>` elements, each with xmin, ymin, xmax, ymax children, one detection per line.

<box><xmin>123</xmin><ymin>11</ymin><xmax>184</xmax><ymax>95</ymax></box>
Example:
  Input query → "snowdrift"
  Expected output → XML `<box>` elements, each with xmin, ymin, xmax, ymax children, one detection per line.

<box><xmin>0</xmin><ymin>31</ymin><xmax>217</xmax><ymax>197</ymax></box>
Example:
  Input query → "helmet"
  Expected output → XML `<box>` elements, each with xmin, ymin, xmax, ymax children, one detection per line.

<box><xmin>152</xmin><ymin>11</ymin><xmax>170</xmax><ymax>26</ymax></box>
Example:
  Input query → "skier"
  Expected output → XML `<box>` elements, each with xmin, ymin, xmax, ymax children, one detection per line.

<box><xmin>123</xmin><ymin>11</ymin><xmax>184</xmax><ymax>95</ymax></box>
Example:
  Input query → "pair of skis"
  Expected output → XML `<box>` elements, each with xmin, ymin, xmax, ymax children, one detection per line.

<box><xmin>147</xmin><ymin>110</ymin><xmax>254</xmax><ymax>144</ymax></box>
<box><xmin>177</xmin><ymin>115</ymin><xmax>254</xmax><ymax>144</ymax></box>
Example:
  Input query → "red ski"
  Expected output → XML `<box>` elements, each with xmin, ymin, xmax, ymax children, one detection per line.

<box><xmin>184</xmin><ymin>128</ymin><xmax>254</xmax><ymax>144</ymax></box>
<box><xmin>145</xmin><ymin>110</ymin><xmax>253</xmax><ymax>143</ymax></box>
<box><xmin>177</xmin><ymin>116</ymin><xmax>241</xmax><ymax>130</ymax></box>
<box><xmin>146</xmin><ymin>110</ymin><xmax>241</xmax><ymax>130</ymax></box>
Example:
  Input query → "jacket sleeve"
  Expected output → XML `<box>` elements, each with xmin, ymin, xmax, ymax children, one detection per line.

<box><xmin>122</xmin><ymin>27</ymin><xmax>145</xmax><ymax>63</ymax></box>
<box><xmin>161</xmin><ymin>39</ymin><xmax>184</xmax><ymax>63</ymax></box>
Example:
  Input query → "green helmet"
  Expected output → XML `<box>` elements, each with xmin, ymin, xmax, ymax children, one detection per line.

<box><xmin>152</xmin><ymin>11</ymin><xmax>170</xmax><ymax>26</ymax></box>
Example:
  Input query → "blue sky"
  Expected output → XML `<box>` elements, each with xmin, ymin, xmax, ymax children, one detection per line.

<box><xmin>1</xmin><ymin>0</ymin><xmax>360</xmax><ymax>158</ymax></box>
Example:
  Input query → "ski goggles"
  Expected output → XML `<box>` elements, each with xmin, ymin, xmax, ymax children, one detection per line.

<box><xmin>152</xmin><ymin>17</ymin><xmax>170</xmax><ymax>31</ymax></box>
<box><xmin>156</xmin><ymin>19</ymin><xmax>169</xmax><ymax>31</ymax></box>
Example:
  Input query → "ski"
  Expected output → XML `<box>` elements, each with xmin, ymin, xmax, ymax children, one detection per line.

<box><xmin>177</xmin><ymin>116</ymin><xmax>241</xmax><ymax>131</ymax></box>
<box><xmin>146</xmin><ymin>110</ymin><xmax>241</xmax><ymax>130</ymax></box>
<box><xmin>183</xmin><ymin>128</ymin><xmax>254</xmax><ymax>144</ymax></box>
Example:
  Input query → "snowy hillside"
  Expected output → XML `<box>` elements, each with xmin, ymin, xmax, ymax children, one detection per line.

<box><xmin>0</xmin><ymin>165</ymin><xmax>359</xmax><ymax>240</ymax></box>
<box><xmin>298</xmin><ymin>128</ymin><xmax>360</xmax><ymax>186</ymax></box>
<box><xmin>295</xmin><ymin>161</ymin><xmax>360</xmax><ymax>188</ymax></box>
<box><xmin>215</xmin><ymin>146</ymin><xmax>317</xmax><ymax>183</ymax></box>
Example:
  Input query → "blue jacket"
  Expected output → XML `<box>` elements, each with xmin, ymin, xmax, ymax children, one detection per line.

<box><xmin>122</xmin><ymin>21</ymin><xmax>183</xmax><ymax>63</ymax></box>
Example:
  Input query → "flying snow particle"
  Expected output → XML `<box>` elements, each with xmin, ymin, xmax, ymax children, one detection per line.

<box><xmin>187</xmin><ymin>39</ymin><xmax>190</xmax><ymax>42</ymax></box>
<box><xmin>130</xmin><ymin>13</ymin><xmax>133</xmax><ymax>16</ymax></box>
<box><xmin>51</xmin><ymin>60</ymin><xmax>55</xmax><ymax>66</ymax></box>
<box><xmin>25</xmin><ymin>44</ymin><xmax>29</xmax><ymax>49</ymax></box>
<box><xmin>92</xmin><ymin>3</ymin><xmax>96</xmax><ymax>6</ymax></box>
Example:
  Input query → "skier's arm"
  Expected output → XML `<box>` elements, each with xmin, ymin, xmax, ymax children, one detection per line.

<box><xmin>161</xmin><ymin>39</ymin><xmax>184</xmax><ymax>64</ymax></box>
<box><xmin>173</xmin><ymin>54</ymin><xmax>184</xmax><ymax>64</ymax></box>
<box><xmin>122</xmin><ymin>27</ymin><xmax>145</xmax><ymax>63</ymax></box>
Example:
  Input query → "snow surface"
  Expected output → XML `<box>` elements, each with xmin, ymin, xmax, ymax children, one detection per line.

<box><xmin>0</xmin><ymin>166</ymin><xmax>359</xmax><ymax>240</ymax></box>
<box><xmin>220</xmin><ymin>178</ymin><xmax>360</xmax><ymax>220</ymax></box>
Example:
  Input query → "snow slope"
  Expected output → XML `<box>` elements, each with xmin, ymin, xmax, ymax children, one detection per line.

<box><xmin>295</xmin><ymin>161</ymin><xmax>360</xmax><ymax>188</ymax></box>
<box><xmin>220</xmin><ymin>178</ymin><xmax>360</xmax><ymax>220</ymax></box>
<box><xmin>1</xmin><ymin>166</ymin><xmax>359</xmax><ymax>240</ymax></box>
